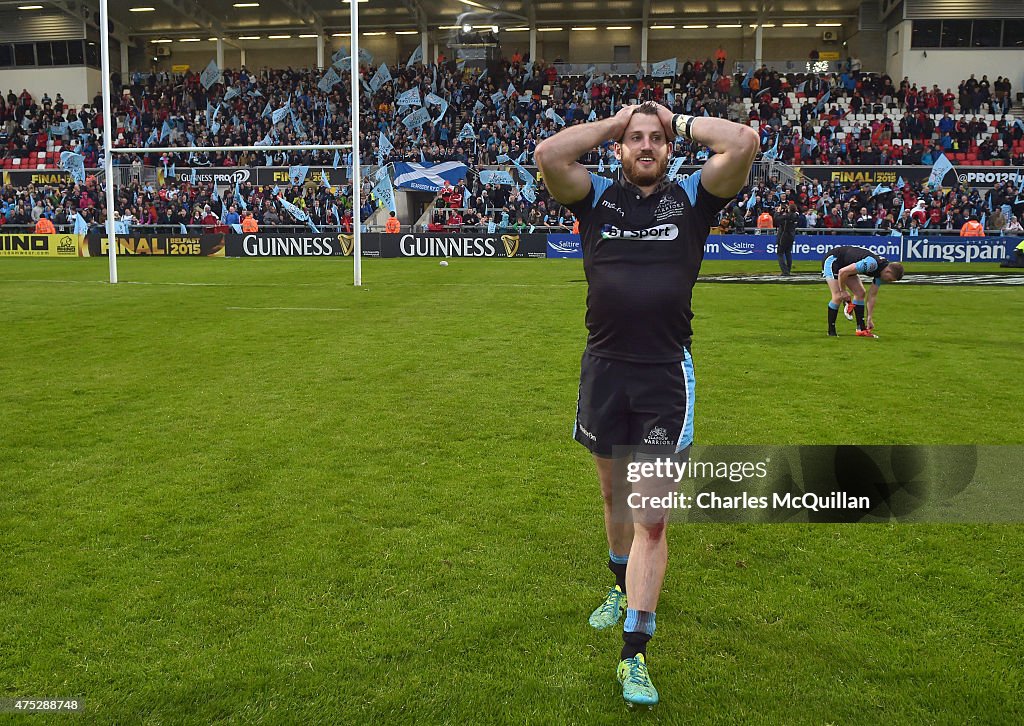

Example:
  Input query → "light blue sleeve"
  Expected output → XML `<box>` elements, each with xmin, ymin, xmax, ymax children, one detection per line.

<box><xmin>676</xmin><ymin>169</ymin><xmax>702</xmax><ymax>206</ymax></box>
<box><xmin>855</xmin><ymin>256</ymin><xmax>879</xmax><ymax>274</ymax></box>
<box><xmin>589</xmin><ymin>172</ymin><xmax>613</xmax><ymax>208</ymax></box>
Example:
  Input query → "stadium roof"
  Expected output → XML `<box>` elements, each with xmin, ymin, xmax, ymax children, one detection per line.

<box><xmin>99</xmin><ymin>0</ymin><xmax>863</xmax><ymax>42</ymax></box>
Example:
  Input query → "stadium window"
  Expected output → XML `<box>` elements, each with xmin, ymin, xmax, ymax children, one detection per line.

<box><xmin>971</xmin><ymin>20</ymin><xmax>1002</xmax><ymax>48</ymax></box>
<box><xmin>52</xmin><ymin>40</ymin><xmax>69</xmax><ymax>65</ymax></box>
<box><xmin>0</xmin><ymin>44</ymin><xmax>12</xmax><ymax>68</ymax></box>
<box><xmin>85</xmin><ymin>41</ymin><xmax>99</xmax><ymax>68</ymax></box>
<box><xmin>940</xmin><ymin>20</ymin><xmax>971</xmax><ymax>48</ymax></box>
<box><xmin>911</xmin><ymin>20</ymin><xmax>940</xmax><ymax>48</ymax></box>
<box><xmin>1004</xmin><ymin>19</ymin><xmax>1024</xmax><ymax>48</ymax></box>
<box><xmin>36</xmin><ymin>41</ymin><xmax>53</xmax><ymax>66</ymax></box>
<box><xmin>13</xmin><ymin>42</ymin><xmax>35</xmax><ymax>66</ymax></box>
<box><xmin>68</xmin><ymin>40</ymin><xmax>84</xmax><ymax>65</ymax></box>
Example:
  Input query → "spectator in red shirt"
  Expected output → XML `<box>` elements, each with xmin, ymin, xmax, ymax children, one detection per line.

<box><xmin>447</xmin><ymin>210</ymin><xmax>463</xmax><ymax>230</ymax></box>
<box><xmin>201</xmin><ymin>205</ymin><xmax>219</xmax><ymax>231</ymax></box>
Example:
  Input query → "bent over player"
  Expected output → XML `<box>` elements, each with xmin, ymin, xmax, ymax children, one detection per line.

<box><xmin>535</xmin><ymin>102</ymin><xmax>758</xmax><ymax>706</ymax></box>
<box><xmin>822</xmin><ymin>245</ymin><xmax>905</xmax><ymax>337</ymax></box>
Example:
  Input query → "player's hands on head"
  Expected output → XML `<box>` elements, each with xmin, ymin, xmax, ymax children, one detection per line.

<box><xmin>609</xmin><ymin>105</ymin><xmax>638</xmax><ymax>141</ymax></box>
<box><xmin>650</xmin><ymin>102</ymin><xmax>676</xmax><ymax>141</ymax></box>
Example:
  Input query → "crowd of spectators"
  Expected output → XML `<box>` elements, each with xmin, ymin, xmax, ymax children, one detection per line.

<box><xmin>0</xmin><ymin>55</ymin><xmax>1021</xmax><ymax>231</ymax></box>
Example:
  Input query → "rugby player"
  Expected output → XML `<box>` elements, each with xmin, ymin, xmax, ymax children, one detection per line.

<box><xmin>822</xmin><ymin>245</ymin><xmax>905</xmax><ymax>336</ymax></box>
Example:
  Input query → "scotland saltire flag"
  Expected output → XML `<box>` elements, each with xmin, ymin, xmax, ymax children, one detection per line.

<box><xmin>392</xmin><ymin>161</ymin><xmax>468</xmax><ymax>192</ymax></box>
<box><xmin>928</xmin><ymin>153</ymin><xmax>954</xmax><ymax>189</ymax></box>
<box><xmin>200</xmin><ymin>59</ymin><xmax>220</xmax><ymax>90</ymax></box>
<box><xmin>650</xmin><ymin>58</ymin><xmax>677</xmax><ymax>77</ymax></box>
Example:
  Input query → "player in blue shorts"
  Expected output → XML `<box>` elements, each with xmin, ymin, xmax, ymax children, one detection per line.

<box><xmin>822</xmin><ymin>245</ymin><xmax>904</xmax><ymax>337</ymax></box>
<box><xmin>535</xmin><ymin>102</ymin><xmax>758</xmax><ymax>707</ymax></box>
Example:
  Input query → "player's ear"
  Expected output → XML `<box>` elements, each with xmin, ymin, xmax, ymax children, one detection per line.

<box><xmin>613</xmin><ymin>141</ymin><xmax>622</xmax><ymax>160</ymax></box>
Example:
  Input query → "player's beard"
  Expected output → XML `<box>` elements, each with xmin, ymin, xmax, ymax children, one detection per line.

<box><xmin>620</xmin><ymin>150</ymin><xmax>669</xmax><ymax>188</ymax></box>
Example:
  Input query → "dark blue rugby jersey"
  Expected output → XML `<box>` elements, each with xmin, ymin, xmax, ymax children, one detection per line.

<box><xmin>828</xmin><ymin>245</ymin><xmax>890</xmax><ymax>285</ymax></box>
<box><xmin>567</xmin><ymin>171</ymin><xmax>731</xmax><ymax>363</ymax></box>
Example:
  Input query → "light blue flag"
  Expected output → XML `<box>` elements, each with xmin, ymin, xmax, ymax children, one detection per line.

<box><xmin>507</xmin><ymin>82</ymin><xmax>516</xmax><ymax>97</ymax></box>
<box><xmin>200</xmin><ymin>58</ymin><xmax>220</xmax><ymax>90</ymax></box>
<box><xmin>762</xmin><ymin>135</ymin><xmax>779</xmax><ymax>161</ymax></box>
<box><xmin>473</xmin><ymin>100</ymin><xmax>485</xmax><ymax>115</ymax></box>
<box><xmin>179</xmin><ymin>223</ymin><xmax>188</xmax><ymax>234</ymax></box>
<box><xmin>588</xmin><ymin>109</ymin><xmax>597</xmax><ymax>122</ymax></box>
<box><xmin>980</xmin><ymin>212</ymin><xmax>987</xmax><ymax>229</ymax></box>
<box><xmin>146</xmin><ymin>128</ymin><xmax>158</xmax><ymax>145</ymax></box>
<box><xmin>190</xmin><ymin>167</ymin><xmax>197</xmax><ymax>184</ymax></box>
<box><xmin>279</xmin><ymin>197</ymin><xmax>309</xmax><ymax>223</ymax></box>
<box><xmin>160</xmin><ymin>120</ymin><xmax>172</xmax><ymax>142</ymax></box>
<box><xmin>224</xmin><ymin>87</ymin><xmax>240</xmax><ymax>102</ymax></box>
<box><xmin>814</xmin><ymin>90</ymin><xmax>831</xmax><ymax>115</ymax></box>
<box><xmin>871</xmin><ymin>184</ymin><xmax>892</xmax><ymax>197</ymax></box>
<box><xmin>289</xmin><ymin>165</ymin><xmax>309</xmax><ymax>186</ymax></box>
<box><xmin>496</xmin><ymin>154</ymin><xmax>510</xmax><ymax>163</ymax></box>
<box><xmin>741</xmin><ymin>66</ymin><xmax>754</xmax><ymax>90</ymax></box>
<box><xmin>332</xmin><ymin>56</ymin><xmax>350</xmax><ymax>73</ymax></box>
<box><xmin>796</xmin><ymin>81</ymin><xmax>807</xmax><ymax>93</ymax></box>
<box><xmin>521</xmin><ymin>184</ymin><xmax>536</xmax><ymax>203</ymax></box>
<box><xmin>69</xmin><ymin>119</ymin><xmax>84</xmax><ymax>133</ymax></box>
<box><xmin>544</xmin><ymin>108</ymin><xmax>565</xmax><ymax>126</ymax></box>
<box><xmin>369</xmin><ymin>63</ymin><xmax>392</xmax><ymax>93</ymax></box>
<box><xmin>272</xmin><ymin>104</ymin><xmax>290</xmax><ymax>124</ymax></box>
<box><xmin>169</xmin><ymin>163</ymin><xmax>175</xmax><ymax>179</ymax></box>
<box><xmin>73</xmin><ymin>212</ymin><xmax>88</xmax><ymax>235</ymax></box>
<box><xmin>372</xmin><ymin>171</ymin><xmax>396</xmax><ymax>213</ymax></box>
<box><xmin>358</xmin><ymin>48</ymin><xmax>374</xmax><ymax>65</ymax></box>
<box><xmin>746</xmin><ymin>194</ymin><xmax>757</xmax><ymax>210</ymax></box>
<box><xmin>210</xmin><ymin>121</ymin><xmax>221</xmax><ymax>135</ymax></box>
<box><xmin>511</xmin><ymin>114</ymin><xmax>523</xmax><ymax>126</ymax></box>
<box><xmin>59</xmin><ymin>151</ymin><xmax>86</xmax><ymax>184</ymax></box>
<box><xmin>262</xmin><ymin>101</ymin><xmax>272</xmax><ymax>118</ymax></box>
<box><xmin>397</xmin><ymin>88</ymin><xmax>421</xmax><ymax>107</ymax></box>
<box><xmin>518</xmin><ymin>93</ymin><xmax>531</xmax><ymax>105</ymax></box>
<box><xmin>272</xmin><ymin>185</ymin><xmax>280</xmax><ymax>197</ymax></box>
<box><xmin>597</xmin><ymin>157</ymin><xmax>604</xmax><ymax>173</ymax></box>
<box><xmin>512</xmin><ymin>162</ymin><xmax>533</xmax><ymax>185</ymax></box>
<box><xmin>479</xmin><ymin>170</ymin><xmax>516</xmax><ymax>186</ymax></box>
<box><xmin>256</xmin><ymin>133</ymin><xmax>274</xmax><ymax>147</ymax></box>
<box><xmin>668</xmin><ymin>157</ymin><xmax>685</xmax><ymax>179</ymax></box>
<box><xmin>334</xmin><ymin>150</ymin><xmax>341</xmax><ymax>168</ymax></box>
<box><xmin>610</xmin><ymin>159</ymin><xmax>620</xmax><ymax>173</ymax></box>
<box><xmin>332</xmin><ymin>46</ymin><xmax>348</xmax><ymax>63</ymax></box>
<box><xmin>515</xmin><ymin>150</ymin><xmax>527</xmax><ymax>165</ymax></box>
<box><xmin>490</xmin><ymin>89</ymin><xmax>505</xmax><ymax>106</ymax></box>
<box><xmin>402</xmin><ymin>107</ymin><xmax>431</xmax><ymax>130</ymax></box>
<box><xmin>487</xmin><ymin>220</ymin><xmax>497</xmax><ymax>233</ymax></box>
<box><xmin>478</xmin><ymin>67</ymin><xmax>488</xmax><ymax>82</ymax></box>
<box><xmin>235</xmin><ymin>181</ymin><xmax>247</xmax><ymax>210</ymax></box>
<box><xmin>650</xmin><ymin>58</ymin><xmax>677</xmax><ymax>77</ymax></box>
<box><xmin>458</xmin><ymin>123</ymin><xmax>476</xmax><ymax>141</ymax></box>
<box><xmin>406</xmin><ymin>45</ymin><xmax>423</xmax><ymax>69</ymax></box>
<box><xmin>928</xmin><ymin>152</ymin><xmax>954</xmax><ymax>189</ymax></box>
<box><xmin>318</xmin><ymin>67</ymin><xmax>341</xmax><ymax>93</ymax></box>
<box><xmin>425</xmin><ymin>92</ymin><xmax>448</xmax><ymax>121</ymax></box>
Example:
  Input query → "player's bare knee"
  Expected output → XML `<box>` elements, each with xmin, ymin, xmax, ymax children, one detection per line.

<box><xmin>636</xmin><ymin>518</ymin><xmax>667</xmax><ymax>542</ymax></box>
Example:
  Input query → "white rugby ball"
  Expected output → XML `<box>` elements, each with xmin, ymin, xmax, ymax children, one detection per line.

<box><xmin>440</xmin><ymin>260</ymin><xmax>449</xmax><ymax>267</ymax></box>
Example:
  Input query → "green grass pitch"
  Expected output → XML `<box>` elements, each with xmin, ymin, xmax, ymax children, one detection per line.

<box><xmin>1</xmin><ymin>257</ymin><xmax>1022</xmax><ymax>724</ymax></box>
